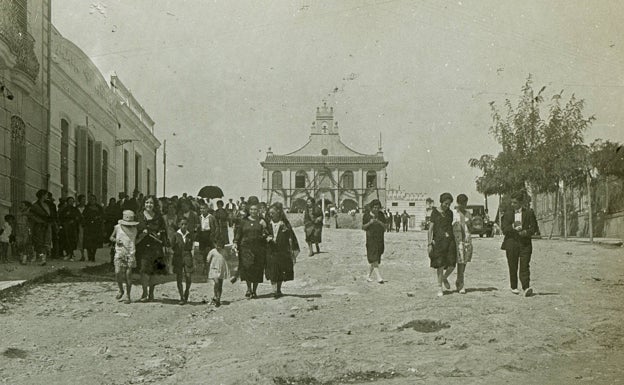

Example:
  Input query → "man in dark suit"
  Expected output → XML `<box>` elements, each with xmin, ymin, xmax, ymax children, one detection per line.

<box><xmin>501</xmin><ymin>191</ymin><xmax>537</xmax><ymax>297</ymax></box>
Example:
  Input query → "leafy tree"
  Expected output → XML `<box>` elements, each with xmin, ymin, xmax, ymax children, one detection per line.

<box><xmin>476</xmin><ymin>76</ymin><xmax>594</xmax><ymax>196</ymax></box>
<box><xmin>591</xmin><ymin>139</ymin><xmax>624</xmax><ymax>178</ymax></box>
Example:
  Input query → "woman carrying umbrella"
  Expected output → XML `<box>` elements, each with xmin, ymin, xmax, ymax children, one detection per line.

<box><xmin>232</xmin><ymin>201</ymin><xmax>267</xmax><ymax>299</ymax></box>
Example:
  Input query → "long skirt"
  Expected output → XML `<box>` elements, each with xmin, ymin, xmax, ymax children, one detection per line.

<box><xmin>238</xmin><ymin>246</ymin><xmax>265</xmax><ymax>283</ymax></box>
<box><xmin>304</xmin><ymin>224</ymin><xmax>322</xmax><ymax>244</ymax></box>
<box><xmin>265</xmin><ymin>250</ymin><xmax>294</xmax><ymax>282</ymax></box>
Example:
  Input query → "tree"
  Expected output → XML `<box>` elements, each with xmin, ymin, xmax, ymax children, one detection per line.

<box><xmin>479</xmin><ymin>76</ymin><xmax>594</xmax><ymax>196</ymax></box>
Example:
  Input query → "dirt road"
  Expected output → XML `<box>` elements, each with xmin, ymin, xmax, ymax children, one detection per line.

<box><xmin>1</xmin><ymin>228</ymin><xmax>623</xmax><ymax>384</ymax></box>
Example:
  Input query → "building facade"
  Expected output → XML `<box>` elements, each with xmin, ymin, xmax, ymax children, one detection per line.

<box><xmin>0</xmin><ymin>0</ymin><xmax>51</xmax><ymax>217</ymax></box>
<box><xmin>386</xmin><ymin>189</ymin><xmax>429</xmax><ymax>229</ymax></box>
<box><xmin>261</xmin><ymin>102</ymin><xmax>388</xmax><ymax>211</ymax></box>
<box><xmin>49</xmin><ymin>26</ymin><xmax>159</xmax><ymax>203</ymax></box>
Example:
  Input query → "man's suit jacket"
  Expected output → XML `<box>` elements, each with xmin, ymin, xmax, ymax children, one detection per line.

<box><xmin>501</xmin><ymin>207</ymin><xmax>537</xmax><ymax>251</ymax></box>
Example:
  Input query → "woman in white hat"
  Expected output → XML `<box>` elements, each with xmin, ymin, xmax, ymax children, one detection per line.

<box><xmin>110</xmin><ymin>210</ymin><xmax>139</xmax><ymax>304</ymax></box>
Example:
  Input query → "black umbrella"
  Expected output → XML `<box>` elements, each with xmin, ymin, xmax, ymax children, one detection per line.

<box><xmin>197</xmin><ymin>185</ymin><xmax>224</xmax><ymax>200</ymax></box>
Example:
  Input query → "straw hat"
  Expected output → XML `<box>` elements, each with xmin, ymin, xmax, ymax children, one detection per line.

<box><xmin>118</xmin><ymin>210</ymin><xmax>139</xmax><ymax>226</ymax></box>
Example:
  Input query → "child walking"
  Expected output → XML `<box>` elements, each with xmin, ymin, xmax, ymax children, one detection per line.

<box><xmin>205</xmin><ymin>239</ymin><xmax>230</xmax><ymax>307</ymax></box>
<box><xmin>110</xmin><ymin>210</ymin><xmax>139</xmax><ymax>304</ymax></box>
<box><xmin>362</xmin><ymin>199</ymin><xmax>386</xmax><ymax>284</ymax></box>
<box><xmin>171</xmin><ymin>218</ymin><xmax>195</xmax><ymax>305</ymax></box>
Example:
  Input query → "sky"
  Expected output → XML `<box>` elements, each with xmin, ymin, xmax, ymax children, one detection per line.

<box><xmin>51</xmin><ymin>0</ymin><xmax>624</xmax><ymax>212</ymax></box>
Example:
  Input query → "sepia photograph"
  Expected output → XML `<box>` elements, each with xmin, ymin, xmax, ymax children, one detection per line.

<box><xmin>1</xmin><ymin>1</ymin><xmax>623</xmax><ymax>383</ymax></box>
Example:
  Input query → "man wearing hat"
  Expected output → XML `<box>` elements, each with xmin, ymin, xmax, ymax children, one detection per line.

<box><xmin>110</xmin><ymin>210</ymin><xmax>139</xmax><ymax>304</ymax></box>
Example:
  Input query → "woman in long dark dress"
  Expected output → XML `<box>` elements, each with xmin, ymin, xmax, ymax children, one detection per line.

<box><xmin>136</xmin><ymin>195</ymin><xmax>169</xmax><ymax>302</ymax></box>
<box><xmin>82</xmin><ymin>194</ymin><xmax>104</xmax><ymax>262</ymax></box>
<box><xmin>265</xmin><ymin>203</ymin><xmax>299</xmax><ymax>298</ymax></box>
<box><xmin>362</xmin><ymin>199</ymin><xmax>386</xmax><ymax>283</ymax></box>
<box><xmin>59</xmin><ymin>196</ymin><xmax>81</xmax><ymax>261</ymax></box>
<box><xmin>303</xmin><ymin>197</ymin><xmax>323</xmax><ymax>256</ymax></box>
<box><xmin>232</xmin><ymin>203</ymin><xmax>267</xmax><ymax>299</ymax></box>
<box><xmin>427</xmin><ymin>192</ymin><xmax>457</xmax><ymax>297</ymax></box>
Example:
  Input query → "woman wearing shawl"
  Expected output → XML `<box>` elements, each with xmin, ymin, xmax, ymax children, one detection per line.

<box><xmin>265</xmin><ymin>203</ymin><xmax>299</xmax><ymax>298</ymax></box>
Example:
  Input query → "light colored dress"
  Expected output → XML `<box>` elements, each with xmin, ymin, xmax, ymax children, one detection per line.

<box><xmin>452</xmin><ymin>208</ymin><xmax>473</xmax><ymax>264</ymax></box>
<box><xmin>112</xmin><ymin>224</ymin><xmax>137</xmax><ymax>271</ymax></box>
<box><xmin>206</xmin><ymin>248</ymin><xmax>230</xmax><ymax>280</ymax></box>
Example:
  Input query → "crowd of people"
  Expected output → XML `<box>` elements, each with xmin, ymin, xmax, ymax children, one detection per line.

<box><xmin>0</xmin><ymin>187</ymin><xmax>538</xmax><ymax>303</ymax></box>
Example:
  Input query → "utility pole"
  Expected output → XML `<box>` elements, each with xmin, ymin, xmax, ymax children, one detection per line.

<box><xmin>162</xmin><ymin>139</ymin><xmax>166</xmax><ymax>197</ymax></box>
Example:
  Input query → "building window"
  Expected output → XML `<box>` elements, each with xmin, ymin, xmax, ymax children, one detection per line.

<box><xmin>146</xmin><ymin>168</ymin><xmax>151</xmax><ymax>195</ymax></box>
<box><xmin>321</xmin><ymin>148</ymin><xmax>328</xmax><ymax>155</ymax></box>
<box><xmin>341</xmin><ymin>171</ymin><xmax>354</xmax><ymax>189</ymax></box>
<box><xmin>295</xmin><ymin>170</ymin><xmax>306</xmax><ymax>188</ymax></box>
<box><xmin>135</xmin><ymin>153</ymin><xmax>142</xmax><ymax>193</ymax></box>
<box><xmin>391</xmin><ymin>202</ymin><xmax>398</xmax><ymax>206</ymax></box>
<box><xmin>87</xmin><ymin>137</ymin><xmax>94</xmax><ymax>194</ymax></box>
<box><xmin>409</xmin><ymin>202</ymin><xmax>415</xmax><ymax>206</ymax></box>
<box><xmin>272</xmin><ymin>171</ymin><xmax>283</xmax><ymax>189</ymax></box>
<box><xmin>10</xmin><ymin>116</ymin><xmax>26</xmax><ymax>214</ymax></box>
<box><xmin>102</xmin><ymin>150</ymin><xmax>108</xmax><ymax>201</ymax></box>
<box><xmin>60</xmin><ymin>119</ymin><xmax>69</xmax><ymax>197</ymax></box>
<box><xmin>366</xmin><ymin>171</ymin><xmax>377</xmax><ymax>188</ymax></box>
<box><xmin>123</xmin><ymin>149</ymin><xmax>129</xmax><ymax>194</ymax></box>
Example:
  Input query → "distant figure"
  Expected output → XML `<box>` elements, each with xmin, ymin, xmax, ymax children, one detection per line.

<box><xmin>303</xmin><ymin>197</ymin><xmax>323</xmax><ymax>256</ymax></box>
<box><xmin>214</xmin><ymin>200</ymin><xmax>230</xmax><ymax>245</ymax></box>
<box><xmin>401</xmin><ymin>210</ymin><xmax>409</xmax><ymax>232</ymax></box>
<box><xmin>28</xmin><ymin>189</ymin><xmax>53</xmax><ymax>266</ymax></box>
<box><xmin>386</xmin><ymin>210</ymin><xmax>393</xmax><ymax>232</ymax></box>
<box><xmin>394</xmin><ymin>211</ymin><xmax>401</xmax><ymax>232</ymax></box>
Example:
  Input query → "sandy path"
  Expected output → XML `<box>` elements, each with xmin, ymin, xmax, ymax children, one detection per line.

<box><xmin>1</xmin><ymin>228</ymin><xmax>623</xmax><ymax>384</ymax></box>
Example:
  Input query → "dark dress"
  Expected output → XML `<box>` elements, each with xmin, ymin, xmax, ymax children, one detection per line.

<box><xmin>363</xmin><ymin>210</ymin><xmax>386</xmax><ymax>264</ymax></box>
<box><xmin>429</xmin><ymin>208</ymin><xmax>457</xmax><ymax>268</ymax></box>
<box><xmin>58</xmin><ymin>205</ymin><xmax>81</xmax><ymax>255</ymax></box>
<box><xmin>303</xmin><ymin>206</ymin><xmax>323</xmax><ymax>244</ymax></box>
<box><xmin>265</xmin><ymin>220</ymin><xmax>299</xmax><ymax>282</ymax></box>
<box><xmin>104</xmin><ymin>203</ymin><xmax>122</xmax><ymax>245</ymax></box>
<box><xmin>137</xmin><ymin>230</ymin><xmax>169</xmax><ymax>275</ymax></box>
<box><xmin>234</xmin><ymin>217</ymin><xmax>267</xmax><ymax>283</ymax></box>
<box><xmin>82</xmin><ymin>203</ymin><xmax>104</xmax><ymax>260</ymax></box>
<box><xmin>214</xmin><ymin>207</ymin><xmax>230</xmax><ymax>245</ymax></box>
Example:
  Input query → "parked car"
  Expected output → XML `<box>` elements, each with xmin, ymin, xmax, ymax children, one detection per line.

<box><xmin>466</xmin><ymin>205</ymin><xmax>493</xmax><ymax>237</ymax></box>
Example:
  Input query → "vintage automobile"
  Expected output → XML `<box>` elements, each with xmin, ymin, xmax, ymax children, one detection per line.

<box><xmin>466</xmin><ymin>205</ymin><xmax>493</xmax><ymax>237</ymax></box>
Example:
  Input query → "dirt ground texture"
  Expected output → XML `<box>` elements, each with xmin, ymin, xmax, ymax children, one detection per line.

<box><xmin>1</xmin><ymin>228</ymin><xmax>624</xmax><ymax>385</ymax></box>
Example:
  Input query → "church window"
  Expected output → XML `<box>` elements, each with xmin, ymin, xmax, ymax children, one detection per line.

<box><xmin>321</xmin><ymin>148</ymin><xmax>328</xmax><ymax>155</ymax></box>
<box><xmin>366</xmin><ymin>171</ymin><xmax>377</xmax><ymax>188</ymax></box>
<box><xmin>341</xmin><ymin>171</ymin><xmax>354</xmax><ymax>189</ymax></box>
<box><xmin>272</xmin><ymin>171</ymin><xmax>283</xmax><ymax>189</ymax></box>
<box><xmin>295</xmin><ymin>170</ymin><xmax>306</xmax><ymax>188</ymax></box>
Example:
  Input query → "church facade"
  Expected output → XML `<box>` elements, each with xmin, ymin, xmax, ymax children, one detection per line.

<box><xmin>261</xmin><ymin>103</ymin><xmax>388</xmax><ymax>211</ymax></box>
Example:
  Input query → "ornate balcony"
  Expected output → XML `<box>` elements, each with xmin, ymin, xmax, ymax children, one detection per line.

<box><xmin>0</xmin><ymin>0</ymin><xmax>40</xmax><ymax>83</ymax></box>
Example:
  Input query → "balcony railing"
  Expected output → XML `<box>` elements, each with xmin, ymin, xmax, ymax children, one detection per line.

<box><xmin>0</xmin><ymin>0</ymin><xmax>40</xmax><ymax>82</ymax></box>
